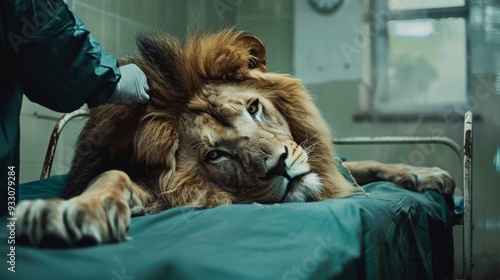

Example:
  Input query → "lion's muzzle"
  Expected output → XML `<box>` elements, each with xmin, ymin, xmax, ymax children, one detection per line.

<box><xmin>259</xmin><ymin>146</ymin><xmax>312</xmax><ymax>181</ymax></box>
<box><xmin>259</xmin><ymin>147</ymin><xmax>290</xmax><ymax>181</ymax></box>
<box><xmin>254</xmin><ymin>144</ymin><xmax>317</xmax><ymax>203</ymax></box>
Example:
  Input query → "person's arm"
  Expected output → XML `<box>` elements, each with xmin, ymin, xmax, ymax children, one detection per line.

<box><xmin>4</xmin><ymin>0</ymin><xmax>148</xmax><ymax>112</ymax></box>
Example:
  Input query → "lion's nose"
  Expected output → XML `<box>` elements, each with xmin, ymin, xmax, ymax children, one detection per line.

<box><xmin>259</xmin><ymin>147</ymin><xmax>291</xmax><ymax>181</ymax></box>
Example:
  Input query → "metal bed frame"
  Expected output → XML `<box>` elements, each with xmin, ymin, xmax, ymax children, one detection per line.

<box><xmin>40</xmin><ymin>109</ymin><xmax>474</xmax><ymax>280</ymax></box>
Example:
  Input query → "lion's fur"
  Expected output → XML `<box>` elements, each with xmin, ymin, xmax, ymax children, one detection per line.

<box><xmin>65</xmin><ymin>28</ymin><xmax>361</xmax><ymax>211</ymax></box>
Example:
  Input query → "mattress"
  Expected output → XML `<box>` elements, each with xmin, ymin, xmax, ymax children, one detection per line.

<box><xmin>0</xmin><ymin>175</ymin><xmax>454</xmax><ymax>280</ymax></box>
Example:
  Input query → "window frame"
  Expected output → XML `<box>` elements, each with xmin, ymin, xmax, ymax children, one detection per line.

<box><xmin>368</xmin><ymin>0</ymin><xmax>471</xmax><ymax>116</ymax></box>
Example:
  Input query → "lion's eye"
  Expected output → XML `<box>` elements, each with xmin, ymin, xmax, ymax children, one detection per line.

<box><xmin>247</xmin><ymin>100</ymin><xmax>260</xmax><ymax>115</ymax></box>
<box><xmin>205</xmin><ymin>150</ymin><xmax>227</xmax><ymax>163</ymax></box>
<box><xmin>206</xmin><ymin>150</ymin><xmax>220</xmax><ymax>160</ymax></box>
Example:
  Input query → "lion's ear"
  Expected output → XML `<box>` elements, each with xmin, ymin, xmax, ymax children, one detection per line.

<box><xmin>136</xmin><ymin>32</ymin><xmax>181</xmax><ymax>74</ymax></box>
<box><xmin>135</xmin><ymin>32</ymin><xmax>189</xmax><ymax>92</ymax></box>
<box><xmin>239</xmin><ymin>34</ymin><xmax>267</xmax><ymax>72</ymax></box>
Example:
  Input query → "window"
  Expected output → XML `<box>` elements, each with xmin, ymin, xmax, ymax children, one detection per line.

<box><xmin>368</xmin><ymin>0</ymin><xmax>469</xmax><ymax>114</ymax></box>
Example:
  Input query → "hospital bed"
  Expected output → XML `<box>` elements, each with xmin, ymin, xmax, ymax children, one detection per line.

<box><xmin>0</xmin><ymin>110</ymin><xmax>473</xmax><ymax>280</ymax></box>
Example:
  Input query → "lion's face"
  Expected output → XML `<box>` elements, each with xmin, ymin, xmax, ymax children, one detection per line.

<box><xmin>177</xmin><ymin>83</ymin><xmax>322</xmax><ymax>204</ymax></box>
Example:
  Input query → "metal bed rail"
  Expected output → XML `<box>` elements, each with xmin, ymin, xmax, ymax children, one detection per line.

<box><xmin>463</xmin><ymin>111</ymin><xmax>473</xmax><ymax>280</ymax></box>
<box><xmin>334</xmin><ymin>111</ymin><xmax>473</xmax><ymax>280</ymax></box>
<box><xmin>40</xmin><ymin>109</ymin><xmax>89</xmax><ymax>180</ymax></box>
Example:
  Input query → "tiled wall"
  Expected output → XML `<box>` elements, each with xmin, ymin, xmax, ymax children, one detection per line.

<box><xmin>67</xmin><ymin>0</ymin><xmax>292</xmax><ymax>70</ymax></box>
<box><xmin>69</xmin><ymin>0</ymin><xmax>188</xmax><ymax>56</ymax></box>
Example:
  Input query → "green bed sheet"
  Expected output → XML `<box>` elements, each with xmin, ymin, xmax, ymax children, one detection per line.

<box><xmin>0</xmin><ymin>175</ymin><xmax>453</xmax><ymax>280</ymax></box>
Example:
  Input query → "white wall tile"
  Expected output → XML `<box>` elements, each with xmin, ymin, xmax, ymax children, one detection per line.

<box><xmin>19</xmin><ymin>114</ymin><xmax>56</xmax><ymax>164</ymax></box>
<box><xmin>21</xmin><ymin>96</ymin><xmax>64</xmax><ymax>118</ymax></box>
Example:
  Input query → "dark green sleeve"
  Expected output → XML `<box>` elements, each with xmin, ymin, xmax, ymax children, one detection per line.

<box><xmin>5</xmin><ymin>0</ymin><xmax>121</xmax><ymax>112</ymax></box>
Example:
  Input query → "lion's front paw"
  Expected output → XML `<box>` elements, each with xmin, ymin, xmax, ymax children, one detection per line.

<box><xmin>387</xmin><ymin>166</ymin><xmax>455</xmax><ymax>197</ymax></box>
<box><xmin>16</xmin><ymin>195</ymin><xmax>131</xmax><ymax>248</ymax></box>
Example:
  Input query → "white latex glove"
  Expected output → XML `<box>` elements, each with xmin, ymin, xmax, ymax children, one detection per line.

<box><xmin>109</xmin><ymin>64</ymin><xmax>150</xmax><ymax>104</ymax></box>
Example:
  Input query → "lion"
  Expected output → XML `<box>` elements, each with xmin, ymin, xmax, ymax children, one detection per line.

<box><xmin>16</xmin><ymin>28</ymin><xmax>455</xmax><ymax>247</ymax></box>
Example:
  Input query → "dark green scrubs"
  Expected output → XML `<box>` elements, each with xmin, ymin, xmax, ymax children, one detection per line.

<box><xmin>0</xmin><ymin>0</ymin><xmax>121</xmax><ymax>216</ymax></box>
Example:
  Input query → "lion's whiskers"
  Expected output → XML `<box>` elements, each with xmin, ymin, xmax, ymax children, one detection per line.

<box><xmin>299</xmin><ymin>131</ymin><xmax>321</xmax><ymax>148</ymax></box>
<box><xmin>188</xmin><ymin>139</ymin><xmax>205</xmax><ymax>152</ymax></box>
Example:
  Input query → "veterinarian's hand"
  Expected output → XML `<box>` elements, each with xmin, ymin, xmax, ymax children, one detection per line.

<box><xmin>109</xmin><ymin>64</ymin><xmax>150</xmax><ymax>104</ymax></box>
